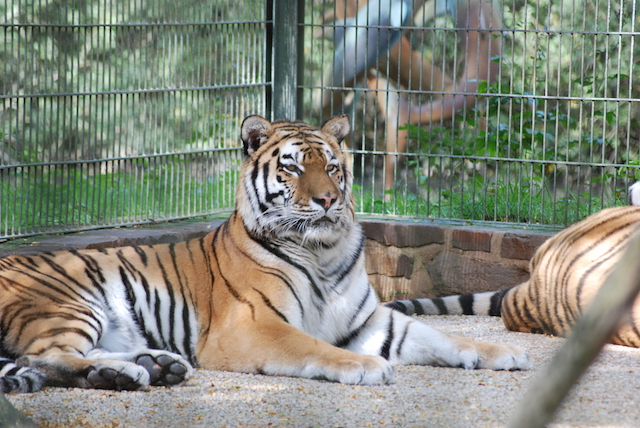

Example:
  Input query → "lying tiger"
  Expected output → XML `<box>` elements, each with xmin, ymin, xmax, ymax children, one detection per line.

<box><xmin>387</xmin><ymin>204</ymin><xmax>640</xmax><ymax>346</ymax></box>
<box><xmin>0</xmin><ymin>116</ymin><xmax>528</xmax><ymax>393</ymax></box>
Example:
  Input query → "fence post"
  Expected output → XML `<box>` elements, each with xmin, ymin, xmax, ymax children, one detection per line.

<box><xmin>269</xmin><ymin>0</ymin><xmax>304</xmax><ymax>121</ymax></box>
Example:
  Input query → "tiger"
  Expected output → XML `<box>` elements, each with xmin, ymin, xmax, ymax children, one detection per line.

<box><xmin>386</xmin><ymin>204</ymin><xmax>640</xmax><ymax>347</ymax></box>
<box><xmin>0</xmin><ymin>115</ymin><xmax>528</xmax><ymax>394</ymax></box>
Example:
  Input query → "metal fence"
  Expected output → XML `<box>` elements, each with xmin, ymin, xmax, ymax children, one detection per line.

<box><xmin>301</xmin><ymin>0</ymin><xmax>640</xmax><ymax>228</ymax></box>
<box><xmin>1</xmin><ymin>0</ymin><xmax>639</xmax><ymax>239</ymax></box>
<box><xmin>1</xmin><ymin>0</ymin><xmax>266</xmax><ymax>238</ymax></box>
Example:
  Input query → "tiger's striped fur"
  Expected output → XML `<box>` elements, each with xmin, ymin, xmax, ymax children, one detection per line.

<box><xmin>0</xmin><ymin>116</ymin><xmax>527</xmax><ymax>393</ymax></box>
<box><xmin>387</xmin><ymin>206</ymin><xmax>640</xmax><ymax>346</ymax></box>
<box><xmin>0</xmin><ymin>358</ymin><xmax>46</xmax><ymax>393</ymax></box>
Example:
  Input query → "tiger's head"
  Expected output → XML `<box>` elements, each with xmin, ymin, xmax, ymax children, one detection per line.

<box><xmin>237</xmin><ymin>115</ymin><xmax>353</xmax><ymax>243</ymax></box>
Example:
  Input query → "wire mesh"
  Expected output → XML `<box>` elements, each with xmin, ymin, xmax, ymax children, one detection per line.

<box><xmin>301</xmin><ymin>0</ymin><xmax>640</xmax><ymax>227</ymax></box>
<box><xmin>1</xmin><ymin>0</ymin><xmax>267</xmax><ymax>239</ymax></box>
<box><xmin>2</xmin><ymin>0</ymin><xmax>640</xmax><ymax>240</ymax></box>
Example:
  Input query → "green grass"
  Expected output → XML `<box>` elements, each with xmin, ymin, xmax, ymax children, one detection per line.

<box><xmin>354</xmin><ymin>178</ymin><xmax>627</xmax><ymax>227</ymax></box>
<box><xmin>1</xmin><ymin>164</ymin><xmax>238</xmax><ymax>235</ymax></box>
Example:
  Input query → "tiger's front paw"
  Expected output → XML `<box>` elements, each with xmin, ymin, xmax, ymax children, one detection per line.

<box><xmin>86</xmin><ymin>362</ymin><xmax>150</xmax><ymax>390</ymax></box>
<box><xmin>136</xmin><ymin>352</ymin><xmax>193</xmax><ymax>386</ymax></box>
<box><xmin>454</xmin><ymin>339</ymin><xmax>529</xmax><ymax>371</ymax></box>
<box><xmin>475</xmin><ymin>342</ymin><xmax>530</xmax><ymax>370</ymax></box>
<box><xmin>332</xmin><ymin>355</ymin><xmax>395</xmax><ymax>385</ymax></box>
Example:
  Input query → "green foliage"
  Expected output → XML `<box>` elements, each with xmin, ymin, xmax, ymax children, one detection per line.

<box><xmin>377</xmin><ymin>81</ymin><xmax>634</xmax><ymax>225</ymax></box>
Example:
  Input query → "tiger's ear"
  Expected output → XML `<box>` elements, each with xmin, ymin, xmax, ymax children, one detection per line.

<box><xmin>321</xmin><ymin>115</ymin><xmax>350</xmax><ymax>143</ymax></box>
<box><xmin>241</xmin><ymin>115</ymin><xmax>273</xmax><ymax>156</ymax></box>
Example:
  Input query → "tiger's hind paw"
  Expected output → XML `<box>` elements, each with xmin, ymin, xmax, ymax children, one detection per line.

<box><xmin>135</xmin><ymin>353</ymin><xmax>192</xmax><ymax>386</ymax></box>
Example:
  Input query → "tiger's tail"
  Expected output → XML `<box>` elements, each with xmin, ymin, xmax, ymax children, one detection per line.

<box><xmin>384</xmin><ymin>289</ymin><xmax>512</xmax><ymax>317</ymax></box>
<box><xmin>0</xmin><ymin>357</ymin><xmax>47</xmax><ymax>393</ymax></box>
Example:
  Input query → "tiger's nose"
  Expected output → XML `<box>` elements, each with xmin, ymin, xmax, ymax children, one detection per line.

<box><xmin>312</xmin><ymin>194</ymin><xmax>337</xmax><ymax>211</ymax></box>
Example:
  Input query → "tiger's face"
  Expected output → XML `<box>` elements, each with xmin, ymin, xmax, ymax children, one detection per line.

<box><xmin>238</xmin><ymin>115</ymin><xmax>353</xmax><ymax>243</ymax></box>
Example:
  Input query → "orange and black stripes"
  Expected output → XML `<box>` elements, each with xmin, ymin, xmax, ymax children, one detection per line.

<box><xmin>387</xmin><ymin>206</ymin><xmax>640</xmax><ymax>346</ymax></box>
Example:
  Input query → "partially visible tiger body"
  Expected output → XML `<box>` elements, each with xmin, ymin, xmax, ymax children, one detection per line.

<box><xmin>387</xmin><ymin>206</ymin><xmax>640</xmax><ymax>347</ymax></box>
<box><xmin>0</xmin><ymin>116</ymin><xmax>527</xmax><ymax>393</ymax></box>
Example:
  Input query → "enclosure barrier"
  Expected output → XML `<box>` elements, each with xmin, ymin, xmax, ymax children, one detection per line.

<box><xmin>2</xmin><ymin>0</ymin><xmax>639</xmax><ymax>239</ymax></box>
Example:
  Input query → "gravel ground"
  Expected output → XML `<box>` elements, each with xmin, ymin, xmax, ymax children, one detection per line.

<box><xmin>8</xmin><ymin>315</ymin><xmax>640</xmax><ymax>428</ymax></box>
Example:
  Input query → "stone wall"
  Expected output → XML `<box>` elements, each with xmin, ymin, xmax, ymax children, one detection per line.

<box><xmin>361</xmin><ymin>220</ymin><xmax>554</xmax><ymax>301</ymax></box>
<box><xmin>0</xmin><ymin>218</ymin><xmax>556</xmax><ymax>302</ymax></box>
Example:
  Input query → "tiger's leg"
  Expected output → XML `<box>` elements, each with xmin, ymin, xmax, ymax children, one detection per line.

<box><xmin>199</xmin><ymin>321</ymin><xmax>395</xmax><ymax>385</ymax></box>
<box><xmin>345</xmin><ymin>306</ymin><xmax>529</xmax><ymax>370</ymax></box>
<box><xmin>18</xmin><ymin>348</ymin><xmax>193</xmax><ymax>390</ymax></box>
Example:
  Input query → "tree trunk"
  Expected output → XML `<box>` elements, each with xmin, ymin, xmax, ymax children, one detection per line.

<box><xmin>0</xmin><ymin>392</ymin><xmax>36</xmax><ymax>428</ymax></box>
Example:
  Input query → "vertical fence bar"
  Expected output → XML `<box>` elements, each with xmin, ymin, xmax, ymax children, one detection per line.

<box><xmin>265</xmin><ymin>0</ymin><xmax>273</xmax><ymax>119</ymax></box>
<box><xmin>270</xmin><ymin>0</ymin><xmax>304</xmax><ymax>121</ymax></box>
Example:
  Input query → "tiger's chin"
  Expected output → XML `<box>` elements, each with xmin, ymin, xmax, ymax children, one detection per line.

<box><xmin>281</xmin><ymin>215</ymin><xmax>352</xmax><ymax>245</ymax></box>
<box><xmin>299</xmin><ymin>229</ymin><xmax>345</xmax><ymax>247</ymax></box>
<box><xmin>302</xmin><ymin>220</ymin><xmax>343</xmax><ymax>242</ymax></box>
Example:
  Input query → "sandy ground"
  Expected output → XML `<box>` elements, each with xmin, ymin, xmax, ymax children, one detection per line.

<box><xmin>7</xmin><ymin>315</ymin><xmax>640</xmax><ymax>428</ymax></box>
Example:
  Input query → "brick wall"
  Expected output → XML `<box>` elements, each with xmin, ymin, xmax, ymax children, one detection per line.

<box><xmin>0</xmin><ymin>218</ymin><xmax>556</xmax><ymax>301</ymax></box>
<box><xmin>362</xmin><ymin>220</ymin><xmax>554</xmax><ymax>301</ymax></box>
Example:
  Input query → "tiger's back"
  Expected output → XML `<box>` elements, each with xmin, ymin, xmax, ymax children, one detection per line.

<box><xmin>502</xmin><ymin>206</ymin><xmax>640</xmax><ymax>344</ymax></box>
<box><xmin>387</xmin><ymin>206</ymin><xmax>640</xmax><ymax>346</ymax></box>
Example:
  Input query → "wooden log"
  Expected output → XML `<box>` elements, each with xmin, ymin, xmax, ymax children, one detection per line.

<box><xmin>508</xmin><ymin>229</ymin><xmax>640</xmax><ymax>428</ymax></box>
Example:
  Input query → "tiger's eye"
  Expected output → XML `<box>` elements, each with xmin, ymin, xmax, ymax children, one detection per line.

<box><xmin>283</xmin><ymin>164</ymin><xmax>301</xmax><ymax>175</ymax></box>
